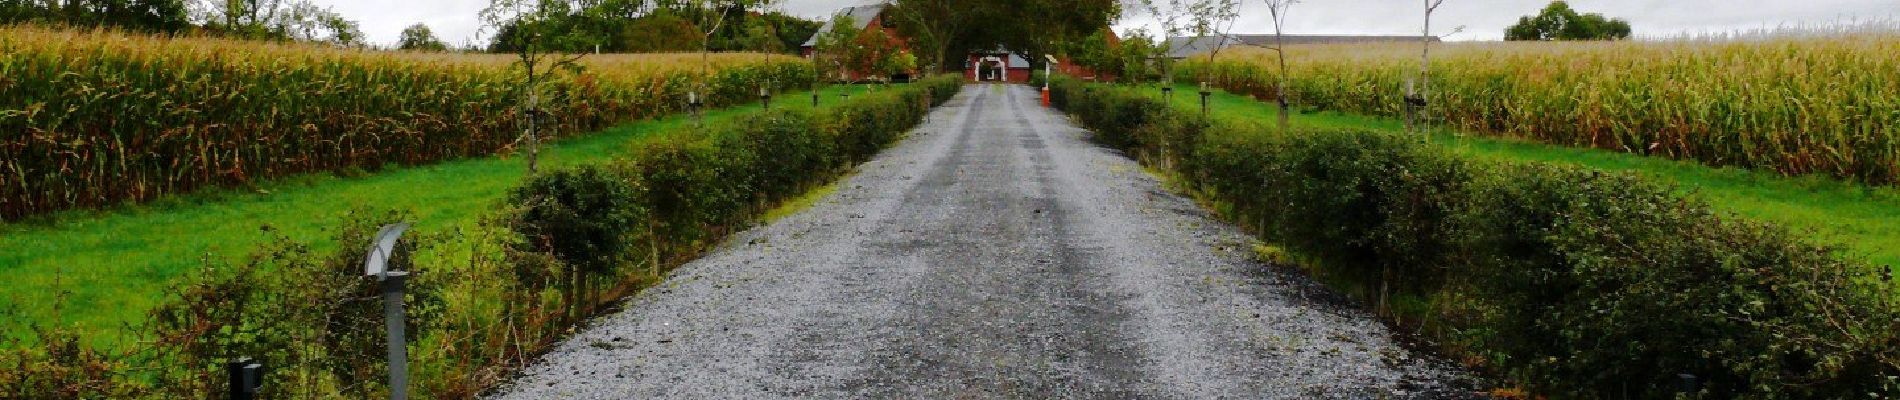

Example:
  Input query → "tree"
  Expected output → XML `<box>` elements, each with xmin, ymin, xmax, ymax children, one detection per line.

<box><xmin>1135</xmin><ymin>0</ymin><xmax>1237</xmax><ymax>96</ymax></box>
<box><xmin>399</xmin><ymin>23</ymin><xmax>449</xmax><ymax>51</ymax></box>
<box><xmin>812</xmin><ymin>15</ymin><xmax>861</xmax><ymax>82</ymax></box>
<box><xmin>1114</xmin><ymin>28</ymin><xmax>1162</xmax><ymax>84</ymax></box>
<box><xmin>879</xmin><ymin>49</ymin><xmax>918</xmax><ymax>80</ymax></box>
<box><xmin>846</xmin><ymin>20</ymin><xmax>901</xmax><ymax>82</ymax></box>
<box><xmin>687</xmin><ymin>0</ymin><xmax>777</xmax><ymax>121</ymax></box>
<box><xmin>482</xmin><ymin>0</ymin><xmax>593</xmax><ymax>174</ymax></box>
<box><xmin>1504</xmin><ymin>1</ymin><xmax>1631</xmax><ymax>41</ymax></box>
<box><xmin>761</xmin><ymin>12</ymin><xmax>820</xmax><ymax>53</ymax></box>
<box><xmin>1059</xmin><ymin>30</ymin><xmax>1117</xmax><ymax>79</ymax></box>
<box><xmin>615</xmin><ymin>10</ymin><xmax>700</xmax><ymax>52</ymax></box>
<box><xmin>1188</xmin><ymin>0</ymin><xmax>1241</xmax><ymax>84</ymax></box>
<box><xmin>889</xmin><ymin>0</ymin><xmax>969</xmax><ymax>75</ymax></box>
<box><xmin>1259</xmin><ymin>0</ymin><xmax>1297</xmax><ymax>130</ymax></box>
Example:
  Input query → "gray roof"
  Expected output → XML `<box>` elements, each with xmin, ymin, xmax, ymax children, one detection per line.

<box><xmin>801</xmin><ymin>2</ymin><xmax>890</xmax><ymax>48</ymax></box>
<box><xmin>1163</xmin><ymin>34</ymin><xmax>1440</xmax><ymax>58</ymax></box>
<box><xmin>969</xmin><ymin>51</ymin><xmax>1032</xmax><ymax>68</ymax></box>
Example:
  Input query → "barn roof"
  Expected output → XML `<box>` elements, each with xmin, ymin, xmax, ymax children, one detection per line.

<box><xmin>1163</xmin><ymin>34</ymin><xmax>1440</xmax><ymax>58</ymax></box>
<box><xmin>801</xmin><ymin>2</ymin><xmax>890</xmax><ymax>48</ymax></box>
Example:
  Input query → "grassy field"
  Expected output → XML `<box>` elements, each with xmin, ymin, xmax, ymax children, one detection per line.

<box><xmin>0</xmin><ymin>85</ymin><xmax>864</xmax><ymax>344</ymax></box>
<box><xmin>1156</xmin><ymin>84</ymin><xmax>1900</xmax><ymax>269</ymax></box>
<box><xmin>1179</xmin><ymin>36</ymin><xmax>1900</xmax><ymax>186</ymax></box>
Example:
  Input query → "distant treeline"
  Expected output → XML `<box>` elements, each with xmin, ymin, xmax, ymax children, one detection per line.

<box><xmin>0</xmin><ymin>0</ymin><xmax>820</xmax><ymax>53</ymax></box>
<box><xmin>485</xmin><ymin>0</ymin><xmax>819</xmax><ymax>54</ymax></box>
<box><xmin>1</xmin><ymin>0</ymin><xmax>367</xmax><ymax>45</ymax></box>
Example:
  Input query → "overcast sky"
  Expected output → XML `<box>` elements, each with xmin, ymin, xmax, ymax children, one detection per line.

<box><xmin>321</xmin><ymin>0</ymin><xmax>1900</xmax><ymax>48</ymax></box>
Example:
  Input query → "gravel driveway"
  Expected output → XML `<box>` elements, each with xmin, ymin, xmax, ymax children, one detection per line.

<box><xmin>489</xmin><ymin>84</ymin><xmax>1484</xmax><ymax>399</ymax></box>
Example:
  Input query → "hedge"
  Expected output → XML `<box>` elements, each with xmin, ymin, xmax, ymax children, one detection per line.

<box><xmin>1050</xmin><ymin>76</ymin><xmax>1900</xmax><ymax>399</ymax></box>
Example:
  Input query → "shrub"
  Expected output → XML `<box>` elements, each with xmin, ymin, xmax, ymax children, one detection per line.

<box><xmin>509</xmin><ymin>166</ymin><xmax>646</xmax><ymax>274</ymax></box>
<box><xmin>1457</xmin><ymin>164</ymin><xmax>1900</xmax><ymax>398</ymax></box>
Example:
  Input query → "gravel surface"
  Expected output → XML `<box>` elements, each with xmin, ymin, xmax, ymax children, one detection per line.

<box><xmin>489</xmin><ymin>84</ymin><xmax>1485</xmax><ymax>399</ymax></box>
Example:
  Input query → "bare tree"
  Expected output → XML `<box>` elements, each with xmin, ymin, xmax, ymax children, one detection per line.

<box><xmin>482</xmin><ymin>0</ymin><xmax>589</xmax><ymax>174</ymax></box>
<box><xmin>1409</xmin><ymin>0</ymin><xmax>1460</xmax><ymax>133</ymax></box>
<box><xmin>1136</xmin><ymin>0</ymin><xmax>1237</xmax><ymax>103</ymax></box>
<box><xmin>1262</xmin><ymin>0</ymin><xmax>1297</xmax><ymax>131</ymax></box>
<box><xmin>689</xmin><ymin>0</ymin><xmax>777</xmax><ymax>122</ymax></box>
<box><xmin>1133</xmin><ymin>0</ymin><xmax>1185</xmax><ymax>94</ymax></box>
<box><xmin>1188</xmin><ymin>0</ymin><xmax>1241</xmax><ymax>84</ymax></box>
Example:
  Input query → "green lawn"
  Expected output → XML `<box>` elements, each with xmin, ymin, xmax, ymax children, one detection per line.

<box><xmin>1154</xmin><ymin>84</ymin><xmax>1900</xmax><ymax>269</ymax></box>
<box><xmin>0</xmin><ymin>86</ymin><xmax>868</xmax><ymax>341</ymax></box>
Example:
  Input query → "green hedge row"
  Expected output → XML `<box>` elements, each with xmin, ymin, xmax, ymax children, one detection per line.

<box><xmin>0</xmin><ymin>76</ymin><xmax>964</xmax><ymax>399</ymax></box>
<box><xmin>1050</xmin><ymin>77</ymin><xmax>1900</xmax><ymax>399</ymax></box>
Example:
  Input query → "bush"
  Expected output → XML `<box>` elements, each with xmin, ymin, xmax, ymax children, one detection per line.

<box><xmin>509</xmin><ymin>166</ymin><xmax>646</xmax><ymax>274</ymax></box>
<box><xmin>1458</xmin><ymin>164</ymin><xmax>1900</xmax><ymax>398</ymax></box>
<box><xmin>1049</xmin><ymin>76</ymin><xmax>1900</xmax><ymax>398</ymax></box>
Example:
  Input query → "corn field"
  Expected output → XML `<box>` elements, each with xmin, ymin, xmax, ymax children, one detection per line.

<box><xmin>1179</xmin><ymin>36</ymin><xmax>1900</xmax><ymax>186</ymax></box>
<box><xmin>0</xmin><ymin>26</ymin><xmax>816</xmax><ymax>220</ymax></box>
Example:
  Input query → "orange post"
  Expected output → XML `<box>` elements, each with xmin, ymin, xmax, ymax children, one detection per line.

<box><xmin>1041</xmin><ymin>87</ymin><xmax>1051</xmax><ymax>107</ymax></box>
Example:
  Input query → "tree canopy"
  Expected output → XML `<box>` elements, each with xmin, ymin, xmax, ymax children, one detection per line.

<box><xmin>483</xmin><ymin>0</ymin><xmax>813</xmax><ymax>54</ymax></box>
<box><xmin>1504</xmin><ymin>1</ymin><xmax>1631</xmax><ymax>41</ymax></box>
<box><xmin>888</xmin><ymin>0</ymin><xmax>1121</xmax><ymax>71</ymax></box>
<box><xmin>0</xmin><ymin>0</ymin><xmax>190</xmax><ymax>33</ymax></box>
<box><xmin>399</xmin><ymin>23</ymin><xmax>449</xmax><ymax>51</ymax></box>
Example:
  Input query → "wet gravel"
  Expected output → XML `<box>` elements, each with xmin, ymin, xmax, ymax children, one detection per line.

<box><xmin>488</xmin><ymin>84</ymin><xmax>1486</xmax><ymax>399</ymax></box>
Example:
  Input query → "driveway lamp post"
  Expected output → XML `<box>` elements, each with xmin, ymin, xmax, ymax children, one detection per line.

<box><xmin>1042</xmin><ymin>54</ymin><xmax>1057</xmax><ymax>107</ymax></box>
<box><xmin>364</xmin><ymin>223</ymin><xmax>413</xmax><ymax>400</ymax></box>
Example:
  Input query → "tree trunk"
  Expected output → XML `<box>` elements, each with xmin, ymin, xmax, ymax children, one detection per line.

<box><xmin>525</xmin><ymin>60</ymin><xmax>540</xmax><ymax>175</ymax></box>
<box><xmin>1275</xmin><ymin>33</ymin><xmax>1290</xmax><ymax>132</ymax></box>
<box><xmin>1418</xmin><ymin>0</ymin><xmax>1433</xmax><ymax>133</ymax></box>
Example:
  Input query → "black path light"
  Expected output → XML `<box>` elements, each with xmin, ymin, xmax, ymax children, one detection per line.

<box><xmin>761</xmin><ymin>83</ymin><xmax>773</xmax><ymax>110</ymax></box>
<box><xmin>1199</xmin><ymin>81</ymin><xmax>1213</xmax><ymax>120</ymax></box>
<box><xmin>364</xmin><ymin>222</ymin><xmax>413</xmax><ymax>400</ymax></box>
<box><xmin>688</xmin><ymin>90</ymin><xmax>704</xmax><ymax>123</ymax></box>
<box><xmin>226</xmin><ymin>357</ymin><xmax>263</xmax><ymax>400</ymax></box>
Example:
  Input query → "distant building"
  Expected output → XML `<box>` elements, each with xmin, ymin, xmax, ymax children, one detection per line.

<box><xmin>803</xmin><ymin>2</ymin><xmax>1115</xmax><ymax>83</ymax></box>
<box><xmin>1163</xmin><ymin>34</ymin><xmax>1440</xmax><ymax>59</ymax></box>
<box><xmin>966</xmin><ymin>51</ymin><xmax>1032</xmax><ymax>82</ymax></box>
<box><xmin>799</xmin><ymin>2</ymin><xmax>905</xmax><ymax>82</ymax></box>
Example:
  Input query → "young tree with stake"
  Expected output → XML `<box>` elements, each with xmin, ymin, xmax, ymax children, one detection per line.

<box><xmin>482</xmin><ymin>0</ymin><xmax>591</xmax><ymax>175</ymax></box>
<box><xmin>1410</xmin><ymin>0</ymin><xmax>1461</xmax><ymax>133</ymax></box>
<box><xmin>1261</xmin><ymin>0</ymin><xmax>1296</xmax><ymax>131</ymax></box>
<box><xmin>690</xmin><ymin>0</ymin><xmax>777</xmax><ymax>123</ymax></box>
<box><xmin>1137</xmin><ymin>0</ymin><xmax>1236</xmax><ymax>103</ymax></box>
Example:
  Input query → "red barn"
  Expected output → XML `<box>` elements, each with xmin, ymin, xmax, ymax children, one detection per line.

<box><xmin>803</xmin><ymin>2</ymin><xmax>1117</xmax><ymax>83</ymax></box>
<box><xmin>966</xmin><ymin>51</ymin><xmax>1032</xmax><ymax>83</ymax></box>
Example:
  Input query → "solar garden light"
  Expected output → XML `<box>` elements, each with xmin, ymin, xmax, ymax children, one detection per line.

<box><xmin>364</xmin><ymin>222</ymin><xmax>413</xmax><ymax>400</ymax></box>
<box><xmin>1200</xmin><ymin>81</ymin><xmax>1213</xmax><ymax>119</ymax></box>
<box><xmin>688</xmin><ymin>91</ymin><xmax>703</xmax><ymax>122</ymax></box>
<box><xmin>226</xmin><ymin>357</ymin><xmax>263</xmax><ymax>400</ymax></box>
<box><xmin>761</xmin><ymin>84</ymin><xmax>772</xmax><ymax>110</ymax></box>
